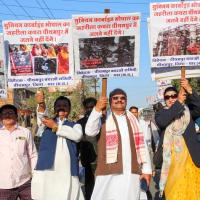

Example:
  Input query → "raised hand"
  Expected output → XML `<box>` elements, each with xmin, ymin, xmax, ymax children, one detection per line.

<box><xmin>95</xmin><ymin>96</ymin><xmax>108</xmax><ymax>112</ymax></box>
<box><xmin>41</xmin><ymin>117</ymin><xmax>57</xmax><ymax>129</ymax></box>
<box><xmin>180</xmin><ymin>78</ymin><xmax>192</xmax><ymax>94</ymax></box>
<box><xmin>35</xmin><ymin>90</ymin><xmax>46</xmax><ymax>112</ymax></box>
<box><xmin>178</xmin><ymin>87</ymin><xmax>187</xmax><ymax>104</ymax></box>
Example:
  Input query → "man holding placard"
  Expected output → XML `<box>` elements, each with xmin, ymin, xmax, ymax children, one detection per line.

<box><xmin>85</xmin><ymin>88</ymin><xmax>152</xmax><ymax>200</ymax></box>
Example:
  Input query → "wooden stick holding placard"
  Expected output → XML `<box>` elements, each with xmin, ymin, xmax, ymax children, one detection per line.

<box><xmin>180</xmin><ymin>66</ymin><xmax>186</xmax><ymax>93</ymax></box>
<box><xmin>101</xmin><ymin>8</ymin><xmax>110</xmax><ymax>97</ymax></box>
<box><xmin>181</xmin><ymin>66</ymin><xmax>186</xmax><ymax>79</ymax></box>
<box><xmin>181</xmin><ymin>0</ymin><xmax>186</xmax><ymax>81</ymax></box>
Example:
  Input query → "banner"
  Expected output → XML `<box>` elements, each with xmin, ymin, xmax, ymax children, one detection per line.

<box><xmin>0</xmin><ymin>33</ymin><xmax>7</xmax><ymax>99</ymax></box>
<box><xmin>3</xmin><ymin>20</ymin><xmax>74</xmax><ymax>88</ymax></box>
<box><xmin>150</xmin><ymin>1</ymin><xmax>200</xmax><ymax>80</ymax></box>
<box><xmin>156</xmin><ymin>80</ymin><xmax>172</xmax><ymax>101</ymax></box>
<box><xmin>146</xmin><ymin>95</ymin><xmax>158</xmax><ymax>105</ymax></box>
<box><xmin>146</xmin><ymin>80</ymin><xmax>172</xmax><ymax>105</ymax></box>
<box><xmin>73</xmin><ymin>13</ymin><xmax>140</xmax><ymax>78</ymax></box>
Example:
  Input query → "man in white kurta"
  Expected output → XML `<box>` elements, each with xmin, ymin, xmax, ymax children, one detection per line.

<box><xmin>85</xmin><ymin>89</ymin><xmax>152</xmax><ymax>200</ymax></box>
<box><xmin>31</xmin><ymin>95</ymin><xmax>84</xmax><ymax>200</ymax></box>
<box><xmin>129</xmin><ymin>106</ymin><xmax>152</xmax><ymax>149</ymax></box>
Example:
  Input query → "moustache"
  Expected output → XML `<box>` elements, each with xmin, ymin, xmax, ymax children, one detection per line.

<box><xmin>56</xmin><ymin>109</ymin><xmax>67</xmax><ymax>113</ymax></box>
<box><xmin>115</xmin><ymin>101</ymin><xmax>124</xmax><ymax>104</ymax></box>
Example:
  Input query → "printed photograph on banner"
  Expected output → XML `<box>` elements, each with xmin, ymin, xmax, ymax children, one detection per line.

<box><xmin>3</xmin><ymin>19</ymin><xmax>73</xmax><ymax>88</ymax></box>
<box><xmin>152</xmin><ymin>24</ymin><xmax>199</xmax><ymax>57</ymax></box>
<box><xmin>73</xmin><ymin>13</ymin><xmax>140</xmax><ymax>79</ymax></box>
<box><xmin>0</xmin><ymin>34</ymin><xmax>7</xmax><ymax>99</ymax></box>
<box><xmin>9</xmin><ymin>45</ymin><xmax>33</xmax><ymax>76</ymax></box>
<box><xmin>79</xmin><ymin>36</ymin><xmax>135</xmax><ymax>69</ymax></box>
<box><xmin>156</xmin><ymin>80</ymin><xmax>172</xmax><ymax>101</ymax></box>
<box><xmin>0</xmin><ymin>60</ymin><xmax>5</xmax><ymax>88</ymax></box>
<box><xmin>32</xmin><ymin>43</ymin><xmax>69</xmax><ymax>75</ymax></box>
<box><xmin>150</xmin><ymin>1</ymin><xmax>200</xmax><ymax>76</ymax></box>
<box><xmin>9</xmin><ymin>43</ymin><xmax>69</xmax><ymax>76</ymax></box>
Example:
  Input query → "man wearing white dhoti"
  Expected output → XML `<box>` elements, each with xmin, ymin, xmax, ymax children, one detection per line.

<box><xmin>31</xmin><ymin>95</ymin><xmax>84</xmax><ymax>200</ymax></box>
<box><xmin>85</xmin><ymin>88</ymin><xmax>152</xmax><ymax>200</ymax></box>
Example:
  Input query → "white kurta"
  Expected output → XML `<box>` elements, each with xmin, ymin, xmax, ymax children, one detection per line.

<box><xmin>85</xmin><ymin>109</ymin><xmax>152</xmax><ymax>200</ymax></box>
<box><xmin>31</xmin><ymin>119</ymin><xmax>84</xmax><ymax>200</ymax></box>
<box><xmin>139</xmin><ymin>119</ymin><xmax>152</xmax><ymax>151</ymax></box>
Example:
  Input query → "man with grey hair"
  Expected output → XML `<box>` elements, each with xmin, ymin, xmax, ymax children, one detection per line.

<box><xmin>85</xmin><ymin>88</ymin><xmax>152</xmax><ymax>200</ymax></box>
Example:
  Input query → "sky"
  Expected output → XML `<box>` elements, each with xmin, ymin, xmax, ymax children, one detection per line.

<box><xmin>0</xmin><ymin>0</ymin><xmax>181</xmax><ymax>108</ymax></box>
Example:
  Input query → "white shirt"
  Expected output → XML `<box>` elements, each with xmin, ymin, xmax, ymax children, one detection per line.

<box><xmin>139</xmin><ymin>119</ymin><xmax>151</xmax><ymax>149</ymax></box>
<box><xmin>0</xmin><ymin>125</ymin><xmax>37</xmax><ymax>189</ymax></box>
<box><xmin>149</xmin><ymin>120</ymin><xmax>160</xmax><ymax>149</ymax></box>
<box><xmin>32</xmin><ymin>112</ymin><xmax>84</xmax><ymax>200</ymax></box>
<box><xmin>85</xmin><ymin>109</ymin><xmax>152</xmax><ymax>200</ymax></box>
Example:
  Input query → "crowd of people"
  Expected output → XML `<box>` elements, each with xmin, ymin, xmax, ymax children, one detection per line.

<box><xmin>0</xmin><ymin>78</ymin><xmax>200</xmax><ymax>200</ymax></box>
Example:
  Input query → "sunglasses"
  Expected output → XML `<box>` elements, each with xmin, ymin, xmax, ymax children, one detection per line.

<box><xmin>164</xmin><ymin>94</ymin><xmax>178</xmax><ymax>100</ymax></box>
<box><xmin>112</xmin><ymin>96</ymin><xmax>126</xmax><ymax>101</ymax></box>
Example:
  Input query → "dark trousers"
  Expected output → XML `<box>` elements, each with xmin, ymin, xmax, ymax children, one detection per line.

<box><xmin>153</xmin><ymin>169</ymin><xmax>165</xmax><ymax>200</ymax></box>
<box><xmin>85</xmin><ymin>165</ymin><xmax>95</xmax><ymax>200</ymax></box>
<box><xmin>0</xmin><ymin>180</ymin><xmax>31</xmax><ymax>200</ymax></box>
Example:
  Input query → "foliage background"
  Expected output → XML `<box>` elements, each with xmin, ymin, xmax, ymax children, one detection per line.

<box><xmin>18</xmin><ymin>79</ymin><xmax>99</xmax><ymax>122</ymax></box>
<box><xmin>172</xmin><ymin>78</ymin><xmax>200</xmax><ymax>95</ymax></box>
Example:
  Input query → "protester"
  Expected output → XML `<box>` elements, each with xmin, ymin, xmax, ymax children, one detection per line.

<box><xmin>150</xmin><ymin>103</ymin><xmax>164</xmax><ymax>200</ymax></box>
<box><xmin>0</xmin><ymin>117</ymin><xmax>2</xmax><ymax>128</ymax></box>
<box><xmin>129</xmin><ymin>106</ymin><xmax>152</xmax><ymax>149</ymax></box>
<box><xmin>85</xmin><ymin>88</ymin><xmax>152</xmax><ymax>200</ymax></box>
<box><xmin>31</xmin><ymin>93</ymin><xmax>84</xmax><ymax>200</ymax></box>
<box><xmin>195</xmin><ymin>117</ymin><xmax>200</xmax><ymax>133</ymax></box>
<box><xmin>77</xmin><ymin>97</ymin><xmax>97</xmax><ymax>200</ymax></box>
<box><xmin>30</xmin><ymin>91</ymin><xmax>45</xmax><ymax>150</ymax></box>
<box><xmin>129</xmin><ymin>106</ymin><xmax>153</xmax><ymax>200</ymax></box>
<box><xmin>0</xmin><ymin>104</ymin><xmax>37</xmax><ymax>200</ymax></box>
<box><xmin>150</xmin><ymin>102</ymin><xmax>163</xmax><ymax>153</ymax></box>
<box><xmin>155</xmin><ymin>79</ymin><xmax>200</xmax><ymax>199</ymax></box>
<box><xmin>195</xmin><ymin>117</ymin><xmax>200</xmax><ymax>142</ymax></box>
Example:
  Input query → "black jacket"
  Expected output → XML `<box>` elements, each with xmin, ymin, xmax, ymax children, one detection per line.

<box><xmin>155</xmin><ymin>91</ymin><xmax>200</xmax><ymax>167</ymax></box>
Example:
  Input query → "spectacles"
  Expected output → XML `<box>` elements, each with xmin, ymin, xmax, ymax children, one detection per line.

<box><xmin>164</xmin><ymin>94</ymin><xmax>178</xmax><ymax>100</ymax></box>
<box><xmin>112</xmin><ymin>96</ymin><xmax>126</xmax><ymax>101</ymax></box>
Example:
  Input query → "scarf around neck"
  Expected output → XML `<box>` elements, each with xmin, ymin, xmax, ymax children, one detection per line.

<box><xmin>105</xmin><ymin>110</ymin><xmax>146</xmax><ymax>165</ymax></box>
<box><xmin>159</xmin><ymin>105</ymin><xmax>190</xmax><ymax>196</ymax></box>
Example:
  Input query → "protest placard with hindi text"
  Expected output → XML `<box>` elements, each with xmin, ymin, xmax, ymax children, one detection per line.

<box><xmin>150</xmin><ymin>1</ymin><xmax>200</xmax><ymax>80</ymax></box>
<box><xmin>3</xmin><ymin>19</ymin><xmax>74</xmax><ymax>88</ymax></box>
<box><xmin>73</xmin><ymin>13</ymin><xmax>140</xmax><ymax>79</ymax></box>
<box><xmin>0</xmin><ymin>34</ymin><xmax>7</xmax><ymax>99</ymax></box>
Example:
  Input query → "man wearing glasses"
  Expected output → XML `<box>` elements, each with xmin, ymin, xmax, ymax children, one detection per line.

<box><xmin>0</xmin><ymin>104</ymin><xmax>37</xmax><ymax>200</ymax></box>
<box><xmin>85</xmin><ymin>88</ymin><xmax>152</xmax><ymax>200</ymax></box>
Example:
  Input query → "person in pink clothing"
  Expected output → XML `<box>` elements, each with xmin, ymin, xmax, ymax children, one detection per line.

<box><xmin>0</xmin><ymin>104</ymin><xmax>38</xmax><ymax>200</ymax></box>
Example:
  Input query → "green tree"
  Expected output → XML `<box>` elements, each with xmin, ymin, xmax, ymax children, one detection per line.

<box><xmin>69</xmin><ymin>78</ymin><xmax>100</xmax><ymax>121</ymax></box>
<box><xmin>172</xmin><ymin>78</ymin><xmax>200</xmax><ymax>95</ymax></box>
<box><xmin>23</xmin><ymin>79</ymin><xmax>100</xmax><ymax>121</ymax></box>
